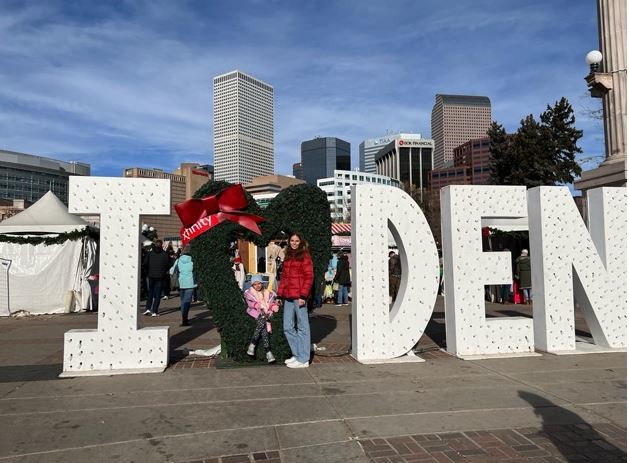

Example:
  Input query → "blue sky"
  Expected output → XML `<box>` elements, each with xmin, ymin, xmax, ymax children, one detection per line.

<box><xmin>0</xmin><ymin>0</ymin><xmax>603</xmax><ymax>179</ymax></box>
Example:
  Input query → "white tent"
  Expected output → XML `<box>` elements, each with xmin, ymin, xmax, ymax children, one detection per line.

<box><xmin>0</xmin><ymin>191</ymin><xmax>98</xmax><ymax>315</ymax></box>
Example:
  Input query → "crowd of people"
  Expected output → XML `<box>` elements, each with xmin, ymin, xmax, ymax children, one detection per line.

<box><xmin>141</xmin><ymin>240</ymin><xmax>197</xmax><ymax>321</ymax></box>
<box><xmin>385</xmin><ymin>247</ymin><xmax>534</xmax><ymax>305</ymax></box>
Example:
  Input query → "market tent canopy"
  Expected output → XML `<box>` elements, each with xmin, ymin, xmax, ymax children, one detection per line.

<box><xmin>482</xmin><ymin>217</ymin><xmax>529</xmax><ymax>231</ymax></box>
<box><xmin>0</xmin><ymin>191</ymin><xmax>89</xmax><ymax>234</ymax></box>
<box><xmin>331</xmin><ymin>223</ymin><xmax>352</xmax><ymax>234</ymax></box>
<box><xmin>330</xmin><ymin>223</ymin><xmax>397</xmax><ymax>248</ymax></box>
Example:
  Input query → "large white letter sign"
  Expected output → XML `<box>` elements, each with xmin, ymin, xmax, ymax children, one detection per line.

<box><xmin>528</xmin><ymin>186</ymin><xmax>626</xmax><ymax>354</ymax></box>
<box><xmin>61</xmin><ymin>177</ymin><xmax>171</xmax><ymax>376</ymax></box>
<box><xmin>351</xmin><ymin>184</ymin><xmax>439</xmax><ymax>363</ymax></box>
<box><xmin>441</xmin><ymin>185</ymin><xmax>537</xmax><ymax>359</ymax></box>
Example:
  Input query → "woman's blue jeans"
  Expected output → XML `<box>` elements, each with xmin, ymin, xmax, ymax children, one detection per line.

<box><xmin>336</xmin><ymin>285</ymin><xmax>349</xmax><ymax>304</ymax></box>
<box><xmin>180</xmin><ymin>288</ymin><xmax>194</xmax><ymax>319</ymax></box>
<box><xmin>283</xmin><ymin>299</ymin><xmax>311</xmax><ymax>363</ymax></box>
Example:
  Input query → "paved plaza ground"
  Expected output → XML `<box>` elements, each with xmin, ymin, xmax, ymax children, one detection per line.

<box><xmin>0</xmin><ymin>296</ymin><xmax>625</xmax><ymax>462</ymax></box>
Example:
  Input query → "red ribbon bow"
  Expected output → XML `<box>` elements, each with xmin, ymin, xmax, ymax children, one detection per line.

<box><xmin>175</xmin><ymin>184</ymin><xmax>265</xmax><ymax>245</ymax></box>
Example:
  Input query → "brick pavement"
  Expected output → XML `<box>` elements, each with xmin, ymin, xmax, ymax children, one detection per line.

<box><xmin>173</xmin><ymin>424</ymin><xmax>626</xmax><ymax>463</ymax></box>
<box><xmin>358</xmin><ymin>423</ymin><xmax>627</xmax><ymax>463</ymax></box>
<box><xmin>168</xmin><ymin>343</ymin><xmax>449</xmax><ymax>369</ymax></box>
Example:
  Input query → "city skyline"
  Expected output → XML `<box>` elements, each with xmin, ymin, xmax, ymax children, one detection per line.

<box><xmin>0</xmin><ymin>0</ymin><xmax>604</xmax><ymax>180</ymax></box>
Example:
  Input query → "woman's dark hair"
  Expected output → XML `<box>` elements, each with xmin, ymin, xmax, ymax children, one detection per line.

<box><xmin>285</xmin><ymin>232</ymin><xmax>309</xmax><ymax>261</ymax></box>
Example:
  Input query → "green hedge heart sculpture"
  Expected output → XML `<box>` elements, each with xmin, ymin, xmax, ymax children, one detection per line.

<box><xmin>188</xmin><ymin>180</ymin><xmax>332</xmax><ymax>362</ymax></box>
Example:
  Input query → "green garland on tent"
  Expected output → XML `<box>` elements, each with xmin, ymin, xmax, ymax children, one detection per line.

<box><xmin>190</xmin><ymin>180</ymin><xmax>331</xmax><ymax>363</ymax></box>
<box><xmin>0</xmin><ymin>227</ymin><xmax>99</xmax><ymax>246</ymax></box>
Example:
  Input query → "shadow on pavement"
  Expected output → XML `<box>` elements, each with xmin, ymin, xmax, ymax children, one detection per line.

<box><xmin>309</xmin><ymin>313</ymin><xmax>338</xmax><ymax>344</ymax></box>
<box><xmin>169</xmin><ymin>311</ymin><xmax>215</xmax><ymax>352</ymax></box>
<box><xmin>0</xmin><ymin>364</ymin><xmax>64</xmax><ymax>382</ymax></box>
<box><xmin>423</xmin><ymin>313</ymin><xmax>447</xmax><ymax>348</ymax></box>
<box><xmin>518</xmin><ymin>391</ymin><xmax>626</xmax><ymax>461</ymax></box>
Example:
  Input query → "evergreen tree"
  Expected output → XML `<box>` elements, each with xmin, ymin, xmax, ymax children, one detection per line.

<box><xmin>488</xmin><ymin>97</ymin><xmax>583</xmax><ymax>188</ymax></box>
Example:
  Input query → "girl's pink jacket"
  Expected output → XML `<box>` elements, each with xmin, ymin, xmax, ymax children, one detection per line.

<box><xmin>244</xmin><ymin>287</ymin><xmax>279</xmax><ymax>332</ymax></box>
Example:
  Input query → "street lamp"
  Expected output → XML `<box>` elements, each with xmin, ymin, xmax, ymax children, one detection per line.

<box><xmin>584</xmin><ymin>50</ymin><xmax>612</xmax><ymax>98</ymax></box>
<box><xmin>585</xmin><ymin>49</ymin><xmax>603</xmax><ymax>72</ymax></box>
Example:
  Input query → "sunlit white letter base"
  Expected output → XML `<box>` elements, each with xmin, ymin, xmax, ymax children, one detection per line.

<box><xmin>528</xmin><ymin>186</ymin><xmax>626</xmax><ymax>354</ymax></box>
<box><xmin>351</xmin><ymin>185</ymin><xmax>439</xmax><ymax>363</ymax></box>
<box><xmin>61</xmin><ymin>177</ymin><xmax>171</xmax><ymax>376</ymax></box>
<box><xmin>441</xmin><ymin>185</ymin><xmax>538</xmax><ymax>359</ymax></box>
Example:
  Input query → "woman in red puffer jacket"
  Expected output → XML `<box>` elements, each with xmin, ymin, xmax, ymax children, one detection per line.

<box><xmin>277</xmin><ymin>232</ymin><xmax>313</xmax><ymax>368</ymax></box>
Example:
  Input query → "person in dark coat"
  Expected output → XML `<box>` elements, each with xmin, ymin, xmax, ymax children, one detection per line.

<box><xmin>142</xmin><ymin>240</ymin><xmax>171</xmax><ymax>316</ymax></box>
<box><xmin>334</xmin><ymin>251</ymin><xmax>351</xmax><ymax>305</ymax></box>
<box><xmin>515</xmin><ymin>249</ymin><xmax>532</xmax><ymax>304</ymax></box>
<box><xmin>388</xmin><ymin>251</ymin><xmax>401</xmax><ymax>302</ymax></box>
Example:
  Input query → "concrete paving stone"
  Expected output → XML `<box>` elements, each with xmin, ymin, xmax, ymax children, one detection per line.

<box><xmin>2</xmin><ymin>366</ymin><xmax>314</xmax><ymax>399</ymax></box>
<box><xmin>280</xmin><ymin>441</ymin><xmax>370</xmax><ymax>463</ymax></box>
<box><xmin>525</xmin><ymin>380</ymin><xmax>627</xmax><ymax>404</ymax></box>
<box><xmin>508</xmin><ymin>367</ymin><xmax>627</xmax><ymax>385</ymax></box>
<box><xmin>313</xmin><ymin>373</ymin><xmax>518</xmax><ymax>397</ymax></box>
<box><xmin>307</xmin><ymin>360</ymin><xmax>493</xmax><ymax>384</ymax></box>
<box><xmin>474</xmin><ymin>352</ymin><xmax>627</xmax><ymax>374</ymax></box>
<box><xmin>345</xmin><ymin>405</ymin><xmax>615</xmax><ymax>438</ymax></box>
<box><xmin>579</xmin><ymin>402</ymin><xmax>627</xmax><ymax>427</ymax></box>
<box><xmin>0</xmin><ymin>382</ymin><xmax>323</xmax><ymax>415</ymax></box>
<box><xmin>0</xmin><ymin>395</ymin><xmax>338</xmax><ymax>458</ymax></box>
<box><xmin>2</xmin><ymin>425</ymin><xmax>278</xmax><ymax>463</ymax></box>
<box><xmin>0</xmin><ymin>364</ymin><xmax>63</xmax><ymax>385</ymax></box>
<box><xmin>327</xmin><ymin>385</ymin><xmax>572</xmax><ymax>418</ymax></box>
<box><xmin>275</xmin><ymin>419</ymin><xmax>353</xmax><ymax>449</ymax></box>
<box><xmin>0</xmin><ymin>383</ymin><xmax>20</xmax><ymax>398</ymax></box>
<box><xmin>0</xmin><ymin>345</ymin><xmax>61</xmax><ymax>366</ymax></box>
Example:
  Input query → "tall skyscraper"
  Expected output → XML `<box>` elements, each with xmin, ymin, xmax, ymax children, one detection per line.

<box><xmin>359</xmin><ymin>135</ymin><xmax>398</xmax><ymax>174</ymax></box>
<box><xmin>374</xmin><ymin>134</ymin><xmax>433</xmax><ymax>197</ymax></box>
<box><xmin>301</xmin><ymin>137</ymin><xmax>350</xmax><ymax>185</ymax></box>
<box><xmin>213</xmin><ymin>70</ymin><xmax>274</xmax><ymax>184</ymax></box>
<box><xmin>360</xmin><ymin>133</ymin><xmax>423</xmax><ymax>173</ymax></box>
<box><xmin>431</xmin><ymin>94</ymin><xmax>491</xmax><ymax>168</ymax></box>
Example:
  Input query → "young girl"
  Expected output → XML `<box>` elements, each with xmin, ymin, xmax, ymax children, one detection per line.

<box><xmin>245</xmin><ymin>275</ymin><xmax>279</xmax><ymax>363</ymax></box>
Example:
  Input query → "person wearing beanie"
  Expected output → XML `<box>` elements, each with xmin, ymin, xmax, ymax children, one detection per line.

<box><xmin>244</xmin><ymin>275</ymin><xmax>279</xmax><ymax>363</ymax></box>
<box><xmin>515</xmin><ymin>249</ymin><xmax>532</xmax><ymax>304</ymax></box>
<box><xmin>142</xmin><ymin>240</ymin><xmax>170</xmax><ymax>316</ymax></box>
